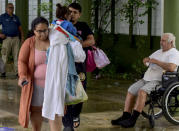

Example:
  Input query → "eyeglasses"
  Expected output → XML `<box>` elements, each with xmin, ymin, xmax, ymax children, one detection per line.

<box><xmin>35</xmin><ymin>29</ymin><xmax>48</xmax><ymax>34</ymax></box>
<box><xmin>8</xmin><ymin>7</ymin><xmax>14</xmax><ymax>9</ymax></box>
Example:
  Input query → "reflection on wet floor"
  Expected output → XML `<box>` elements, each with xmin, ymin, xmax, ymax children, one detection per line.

<box><xmin>0</xmin><ymin>74</ymin><xmax>179</xmax><ymax>130</ymax></box>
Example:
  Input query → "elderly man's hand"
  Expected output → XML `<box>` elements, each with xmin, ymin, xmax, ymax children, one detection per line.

<box><xmin>143</xmin><ymin>57</ymin><xmax>150</xmax><ymax>66</ymax></box>
<box><xmin>0</xmin><ymin>34</ymin><xmax>6</xmax><ymax>39</ymax></box>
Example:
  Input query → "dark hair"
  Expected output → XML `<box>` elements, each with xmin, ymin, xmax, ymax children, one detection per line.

<box><xmin>31</xmin><ymin>17</ymin><xmax>49</xmax><ymax>31</ymax></box>
<box><xmin>7</xmin><ymin>3</ymin><xmax>14</xmax><ymax>7</ymax></box>
<box><xmin>56</xmin><ymin>3</ymin><xmax>70</xmax><ymax>20</ymax></box>
<box><xmin>27</xmin><ymin>17</ymin><xmax>49</xmax><ymax>38</ymax></box>
<box><xmin>68</xmin><ymin>3</ymin><xmax>82</xmax><ymax>13</ymax></box>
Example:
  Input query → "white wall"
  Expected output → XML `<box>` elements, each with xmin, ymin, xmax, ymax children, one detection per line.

<box><xmin>29</xmin><ymin>0</ymin><xmax>38</xmax><ymax>29</ymax></box>
<box><xmin>0</xmin><ymin>0</ymin><xmax>66</xmax><ymax>29</ymax></box>
<box><xmin>28</xmin><ymin>0</ymin><xmax>65</xmax><ymax>29</ymax></box>
<box><xmin>0</xmin><ymin>0</ymin><xmax>163</xmax><ymax>36</ymax></box>
<box><xmin>151</xmin><ymin>0</ymin><xmax>163</xmax><ymax>36</ymax></box>
<box><xmin>115</xmin><ymin>0</ymin><xmax>162</xmax><ymax>36</ymax></box>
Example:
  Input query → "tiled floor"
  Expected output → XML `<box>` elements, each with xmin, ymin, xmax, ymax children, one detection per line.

<box><xmin>0</xmin><ymin>74</ymin><xmax>179</xmax><ymax>131</ymax></box>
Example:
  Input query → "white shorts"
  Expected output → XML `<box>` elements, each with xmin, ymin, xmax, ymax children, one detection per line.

<box><xmin>128</xmin><ymin>79</ymin><xmax>161</xmax><ymax>96</ymax></box>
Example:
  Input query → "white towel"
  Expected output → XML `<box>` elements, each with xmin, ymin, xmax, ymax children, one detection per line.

<box><xmin>42</xmin><ymin>26</ymin><xmax>86</xmax><ymax>120</ymax></box>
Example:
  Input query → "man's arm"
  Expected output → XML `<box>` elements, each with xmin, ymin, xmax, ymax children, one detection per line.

<box><xmin>18</xmin><ymin>26</ymin><xmax>24</xmax><ymax>43</ymax></box>
<box><xmin>0</xmin><ymin>33</ymin><xmax>6</xmax><ymax>39</ymax></box>
<box><xmin>81</xmin><ymin>34</ymin><xmax>95</xmax><ymax>48</ymax></box>
<box><xmin>149</xmin><ymin>58</ymin><xmax>177</xmax><ymax>72</ymax></box>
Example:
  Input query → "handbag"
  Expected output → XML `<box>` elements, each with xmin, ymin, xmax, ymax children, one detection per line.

<box><xmin>93</xmin><ymin>47</ymin><xmax>110</xmax><ymax>69</ymax></box>
<box><xmin>65</xmin><ymin>76</ymin><xmax>88</xmax><ymax>105</ymax></box>
<box><xmin>86</xmin><ymin>49</ymin><xmax>96</xmax><ymax>72</ymax></box>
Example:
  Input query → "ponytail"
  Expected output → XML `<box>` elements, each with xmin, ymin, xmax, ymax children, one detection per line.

<box><xmin>56</xmin><ymin>3</ymin><xmax>69</xmax><ymax>20</ymax></box>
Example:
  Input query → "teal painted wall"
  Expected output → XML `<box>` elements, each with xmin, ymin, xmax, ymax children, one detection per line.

<box><xmin>98</xmin><ymin>34</ymin><xmax>160</xmax><ymax>73</ymax></box>
<box><xmin>164</xmin><ymin>0</ymin><xmax>179</xmax><ymax>49</ymax></box>
<box><xmin>15</xmin><ymin>1</ymin><xmax>28</xmax><ymax>38</ymax></box>
<box><xmin>79</xmin><ymin>0</ymin><xmax>92</xmax><ymax>26</ymax></box>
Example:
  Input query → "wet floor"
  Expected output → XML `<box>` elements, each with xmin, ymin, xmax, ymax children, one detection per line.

<box><xmin>0</xmin><ymin>73</ymin><xmax>179</xmax><ymax>130</ymax></box>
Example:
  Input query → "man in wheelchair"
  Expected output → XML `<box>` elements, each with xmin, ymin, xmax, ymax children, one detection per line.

<box><xmin>111</xmin><ymin>33</ymin><xmax>179</xmax><ymax>128</ymax></box>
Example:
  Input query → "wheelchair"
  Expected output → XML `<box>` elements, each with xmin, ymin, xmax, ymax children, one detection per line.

<box><xmin>141</xmin><ymin>71</ymin><xmax>179</xmax><ymax>128</ymax></box>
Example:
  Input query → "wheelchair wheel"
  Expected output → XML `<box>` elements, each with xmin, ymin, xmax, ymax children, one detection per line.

<box><xmin>162</xmin><ymin>82</ymin><xmax>179</xmax><ymax>125</ymax></box>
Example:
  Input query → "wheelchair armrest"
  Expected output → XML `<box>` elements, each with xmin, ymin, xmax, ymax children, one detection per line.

<box><xmin>162</xmin><ymin>71</ymin><xmax>179</xmax><ymax>88</ymax></box>
<box><xmin>164</xmin><ymin>71</ymin><xmax>179</xmax><ymax>75</ymax></box>
<box><xmin>158</xmin><ymin>87</ymin><xmax>165</xmax><ymax>92</ymax></box>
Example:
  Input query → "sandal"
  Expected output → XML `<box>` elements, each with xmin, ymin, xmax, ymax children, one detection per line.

<box><xmin>73</xmin><ymin>116</ymin><xmax>80</xmax><ymax>128</ymax></box>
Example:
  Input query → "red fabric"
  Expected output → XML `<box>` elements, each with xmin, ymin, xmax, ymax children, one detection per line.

<box><xmin>55</xmin><ymin>26</ymin><xmax>69</xmax><ymax>38</ymax></box>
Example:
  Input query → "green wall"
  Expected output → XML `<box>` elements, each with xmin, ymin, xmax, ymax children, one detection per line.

<box><xmin>79</xmin><ymin>0</ymin><xmax>92</xmax><ymax>26</ymax></box>
<box><xmin>164</xmin><ymin>0</ymin><xmax>179</xmax><ymax>49</ymax></box>
<box><xmin>98</xmin><ymin>34</ymin><xmax>160</xmax><ymax>73</ymax></box>
<box><xmin>15</xmin><ymin>1</ymin><xmax>28</xmax><ymax>38</ymax></box>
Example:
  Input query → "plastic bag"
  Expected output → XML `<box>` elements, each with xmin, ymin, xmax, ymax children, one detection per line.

<box><xmin>65</xmin><ymin>77</ymin><xmax>88</xmax><ymax>105</ymax></box>
<box><xmin>93</xmin><ymin>48</ymin><xmax>110</xmax><ymax>69</ymax></box>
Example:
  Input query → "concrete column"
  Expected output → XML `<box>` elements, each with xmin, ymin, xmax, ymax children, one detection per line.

<box><xmin>79</xmin><ymin>0</ymin><xmax>92</xmax><ymax>26</ymax></box>
<box><xmin>15</xmin><ymin>0</ymin><xmax>28</xmax><ymax>38</ymax></box>
<box><xmin>164</xmin><ymin>0</ymin><xmax>179</xmax><ymax>48</ymax></box>
<box><xmin>0</xmin><ymin>1</ymin><xmax>2</xmax><ymax>14</ymax></box>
